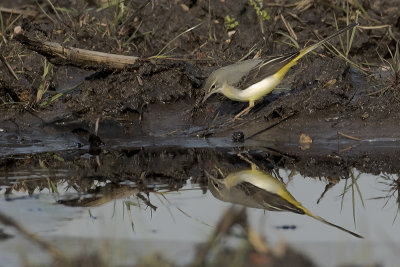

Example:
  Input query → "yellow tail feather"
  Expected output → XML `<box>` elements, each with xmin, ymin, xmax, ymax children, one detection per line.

<box><xmin>303</xmin><ymin>209</ymin><xmax>363</xmax><ymax>238</ymax></box>
<box><xmin>297</xmin><ymin>22</ymin><xmax>358</xmax><ymax>60</ymax></box>
<box><xmin>273</xmin><ymin>22</ymin><xmax>358</xmax><ymax>81</ymax></box>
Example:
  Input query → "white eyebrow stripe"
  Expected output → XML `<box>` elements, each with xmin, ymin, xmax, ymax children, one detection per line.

<box><xmin>259</xmin><ymin>56</ymin><xmax>285</xmax><ymax>67</ymax></box>
<box><xmin>257</xmin><ymin>54</ymin><xmax>297</xmax><ymax>69</ymax></box>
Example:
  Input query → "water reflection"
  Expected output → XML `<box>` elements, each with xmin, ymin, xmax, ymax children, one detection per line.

<box><xmin>4</xmin><ymin>147</ymin><xmax>400</xmax><ymax>265</ymax></box>
<box><xmin>207</xmin><ymin>154</ymin><xmax>363</xmax><ymax>238</ymax></box>
<box><xmin>375</xmin><ymin>173</ymin><xmax>400</xmax><ymax>221</ymax></box>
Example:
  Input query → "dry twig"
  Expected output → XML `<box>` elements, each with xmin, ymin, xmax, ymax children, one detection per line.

<box><xmin>0</xmin><ymin>55</ymin><xmax>18</xmax><ymax>80</ymax></box>
<box><xmin>337</xmin><ymin>131</ymin><xmax>361</xmax><ymax>141</ymax></box>
<box><xmin>15</xmin><ymin>30</ymin><xmax>140</xmax><ymax>70</ymax></box>
<box><xmin>0</xmin><ymin>7</ymin><xmax>38</xmax><ymax>17</ymax></box>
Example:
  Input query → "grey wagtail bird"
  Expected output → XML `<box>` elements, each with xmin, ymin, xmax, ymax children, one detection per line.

<box><xmin>202</xmin><ymin>22</ymin><xmax>358</xmax><ymax>120</ymax></box>
<box><xmin>206</xmin><ymin>162</ymin><xmax>363</xmax><ymax>238</ymax></box>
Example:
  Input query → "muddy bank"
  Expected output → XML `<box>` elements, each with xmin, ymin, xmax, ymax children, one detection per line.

<box><xmin>1</xmin><ymin>144</ymin><xmax>399</xmax><ymax>194</ymax></box>
<box><xmin>0</xmin><ymin>0</ymin><xmax>400</xmax><ymax>150</ymax></box>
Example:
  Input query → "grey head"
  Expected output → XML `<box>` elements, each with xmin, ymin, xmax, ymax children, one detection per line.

<box><xmin>205</xmin><ymin>171</ymin><xmax>264</xmax><ymax>209</ymax></box>
<box><xmin>207</xmin><ymin>172</ymin><xmax>263</xmax><ymax>208</ymax></box>
<box><xmin>207</xmin><ymin>175</ymin><xmax>228</xmax><ymax>200</ymax></box>
<box><xmin>202</xmin><ymin>59</ymin><xmax>262</xmax><ymax>103</ymax></box>
<box><xmin>205</xmin><ymin>170</ymin><xmax>236</xmax><ymax>203</ymax></box>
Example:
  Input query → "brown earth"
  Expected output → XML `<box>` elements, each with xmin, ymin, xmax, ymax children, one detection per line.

<box><xmin>1</xmin><ymin>0</ymin><xmax>400</xmax><ymax>176</ymax></box>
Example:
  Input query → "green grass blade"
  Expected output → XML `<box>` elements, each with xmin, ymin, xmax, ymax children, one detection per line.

<box><xmin>276</xmin><ymin>31</ymin><xmax>299</xmax><ymax>49</ymax></box>
<box><xmin>40</xmin><ymin>81</ymin><xmax>82</xmax><ymax>107</ymax></box>
<box><xmin>347</xmin><ymin>12</ymin><xmax>359</xmax><ymax>57</ymax></box>
<box><xmin>333</xmin><ymin>12</ymin><xmax>345</xmax><ymax>56</ymax></box>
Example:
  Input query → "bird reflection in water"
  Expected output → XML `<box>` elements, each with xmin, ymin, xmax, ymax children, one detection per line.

<box><xmin>206</xmin><ymin>154</ymin><xmax>363</xmax><ymax>238</ymax></box>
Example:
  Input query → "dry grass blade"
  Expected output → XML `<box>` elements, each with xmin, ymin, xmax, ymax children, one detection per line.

<box><xmin>340</xmin><ymin>177</ymin><xmax>348</xmax><ymax>212</ymax></box>
<box><xmin>275</xmin><ymin>31</ymin><xmax>299</xmax><ymax>49</ymax></box>
<box><xmin>333</xmin><ymin>12</ymin><xmax>345</xmax><ymax>56</ymax></box>
<box><xmin>151</xmin><ymin>22</ymin><xmax>203</xmax><ymax>59</ymax></box>
<box><xmin>351</xmin><ymin>0</ymin><xmax>371</xmax><ymax>20</ymax></box>
<box><xmin>347</xmin><ymin>22</ymin><xmax>356</xmax><ymax>57</ymax></box>
<box><xmin>0</xmin><ymin>211</ymin><xmax>66</xmax><ymax>261</ymax></box>
<box><xmin>287</xmin><ymin>11</ymin><xmax>306</xmax><ymax>24</ymax></box>
<box><xmin>324</xmin><ymin>42</ymin><xmax>368</xmax><ymax>74</ymax></box>
<box><xmin>0</xmin><ymin>54</ymin><xmax>18</xmax><ymax>80</ymax></box>
<box><xmin>339</xmin><ymin>170</ymin><xmax>364</xmax><ymax>227</ymax></box>
<box><xmin>320</xmin><ymin>15</ymin><xmax>368</xmax><ymax>74</ymax></box>
<box><xmin>46</xmin><ymin>0</ymin><xmax>62</xmax><ymax>22</ymax></box>
<box><xmin>351</xmin><ymin>172</ymin><xmax>355</xmax><ymax>227</ymax></box>
<box><xmin>337</xmin><ymin>131</ymin><xmax>361</xmax><ymax>141</ymax></box>
<box><xmin>36</xmin><ymin>59</ymin><xmax>52</xmax><ymax>103</ymax></box>
<box><xmin>350</xmin><ymin>171</ymin><xmax>364</xmax><ymax>226</ymax></box>
<box><xmin>358</xmin><ymin>25</ymin><xmax>392</xmax><ymax>30</ymax></box>
<box><xmin>378</xmin><ymin>174</ymin><xmax>400</xmax><ymax>223</ymax></box>
<box><xmin>386</xmin><ymin>42</ymin><xmax>400</xmax><ymax>74</ymax></box>
<box><xmin>375</xmin><ymin>41</ymin><xmax>400</xmax><ymax>94</ymax></box>
<box><xmin>280</xmin><ymin>14</ymin><xmax>297</xmax><ymax>41</ymax></box>
<box><xmin>123</xmin><ymin>200</ymin><xmax>136</xmax><ymax>231</ymax></box>
<box><xmin>294</xmin><ymin>0</ymin><xmax>313</xmax><ymax>12</ymax></box>
<box><xmin>0</xmin><ymin>10</ymin><xmax>22</xmax><ymax>43</ymax></box>
<box><xmin>154</xmin><ymin>193</ymin><xmax>177</xmax><ymax>223</ymax></box>
<box><xmin>354</xmin><ymin>175</ymin><xmax>365</xmax><ymax>208</ymax></box>
<box><xmin>265</xmin><ymin>3</ymin><xmax>296</xmax><ymax>7</ymax></box>
<box><xmin>238</xmin><ymin>44</ymin><xmax>258</xmax><ymax>62</ymax></box>
<box><xmin>35</xmin><ymin>0</ymin><xmax>56</xmax><ymax>23</ymax></box>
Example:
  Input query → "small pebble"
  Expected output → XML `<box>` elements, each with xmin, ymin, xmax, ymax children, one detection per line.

<box><xmin>232</xmin><ymin>131</ymin><xmax>244</xmax><ymax>143</ymax></box>
<box><xmin>14</xmin><ymin>26</ymin><xmax>22</xmax><ymax>35</ymax></box>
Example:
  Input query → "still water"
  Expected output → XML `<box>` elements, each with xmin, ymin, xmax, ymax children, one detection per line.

<box><xmin>0</xmin><ymin>144</ymin><xmax>399</xmax><ymax>266</ymax></box>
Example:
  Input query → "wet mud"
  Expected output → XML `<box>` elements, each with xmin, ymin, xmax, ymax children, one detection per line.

<box><xmin>1</xmin><ymin>0</ymin><xmax>400</xmax><ymax>266</ymax></box>
<box><xmin>1</xmin><ymin>0</ymin><xmax>400</xmax><ymax>147</ymax></box>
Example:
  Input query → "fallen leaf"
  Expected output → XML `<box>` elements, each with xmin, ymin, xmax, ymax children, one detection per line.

<box><xmin>323</xmin><ymin>79</ymin><xmax>336</xmax><ymax>88</ymax></box>
<box><xmin>180</xmin><ymin>4</ymin><xmax>189</xmax><ymax>11</ymax></box>
<box><xmin>299</xmin><ymin>133</ymin><xmax>312</xmax><ymax>150</ymax></box>
<box><xmin>18</xmin><ymin>90</ymin><xmax>31</xmax><ymax>103</ymax></box>
<box><xmin>299</xmin><ymin>133</ymin><xmax>312</xmax><ymax>144</ymax></box>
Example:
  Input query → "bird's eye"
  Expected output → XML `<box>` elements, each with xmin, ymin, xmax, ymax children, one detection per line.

<box><xmin>211</xmin><ymin>83</ymin><xmax>216</xmax><ymax>89</ymax></box>
<box><xmin>213</xmin><ymin>182</ymin><xmax>219</xmax><ymax>188</ymax></box>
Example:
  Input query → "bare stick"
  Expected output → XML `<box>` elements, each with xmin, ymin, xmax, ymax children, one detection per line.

<box><xmin>15</xmin><ymin>31</ymin><xmax>140</xmax><ymax>70</ymax></box>
<box><xmin>337</xmin><ymin>131</ymin><xmax>361</xmax><ymax>141</ymax></box>
<box><xmin>0</xmin><ymin>7</ymin><xmax>38</xmax><ymax>17</ymax></box>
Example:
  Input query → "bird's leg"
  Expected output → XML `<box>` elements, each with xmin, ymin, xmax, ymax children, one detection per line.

<box><xmin>232</xmin><ymin>100</ymin><xmax>254</xmax><ymax>121</ymax></box>
<box><xmin>237</xmin><ymin>153</ymin><xmax>259</xmax><ymax>170</ymax></box>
